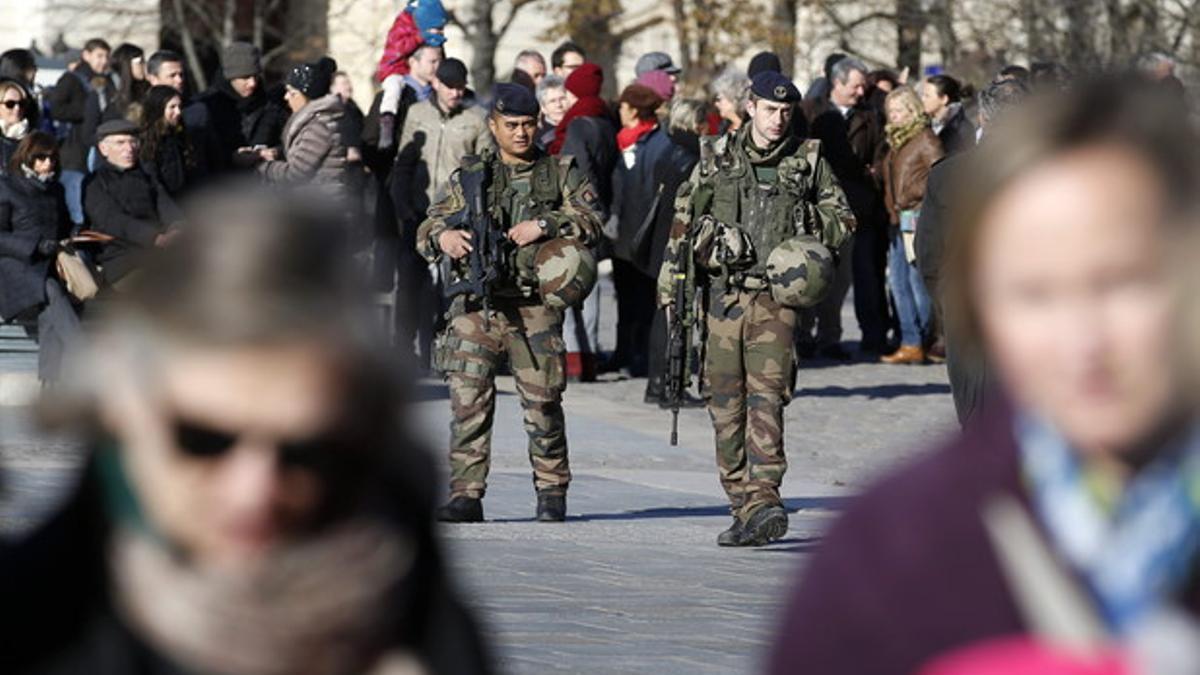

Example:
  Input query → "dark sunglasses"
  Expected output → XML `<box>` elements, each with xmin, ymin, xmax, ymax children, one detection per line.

<box><xmin>1</xmin><ymin>100</ymin><xmax>22</xmax><ymax>109</ymax></box>
<box><xmin>172</xmin><ymin>418</ymin><xmax>351</xmax><ymax>471</ymax></box>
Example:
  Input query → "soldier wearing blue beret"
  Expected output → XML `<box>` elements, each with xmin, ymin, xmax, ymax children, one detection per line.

<box><xmin>750</xmin><ymin>71</ymin><xmax>802</xmax><ymax>103</ymax></box>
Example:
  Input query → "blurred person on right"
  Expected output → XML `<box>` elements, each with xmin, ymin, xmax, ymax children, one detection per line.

<box><xmin>770</xmin><ymin>78</ymin><xmax>1200</xmax><ymax>675</ymax></box>
<box><xmin>2</xmin><ymin>187</ymin><xmax>490</xmax><ymax>674</ymax></box>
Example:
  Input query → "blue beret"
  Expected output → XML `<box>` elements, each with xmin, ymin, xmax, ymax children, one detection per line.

<box><xmin>492</xmin><ymin>83</ymin><xmax>539</xmax><ymax>117</ymax></box>
<box><xmin>750</xmin><ymin>71</ymin><xmax>800</xmax><ymax>103</ymax></box>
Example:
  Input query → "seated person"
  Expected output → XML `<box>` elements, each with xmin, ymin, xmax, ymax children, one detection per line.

<box><xmin>83</xmin><ymin>119</ymin><xmax>182</xmax><ymax>287</ymax></box>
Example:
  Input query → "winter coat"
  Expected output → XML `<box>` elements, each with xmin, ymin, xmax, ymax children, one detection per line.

<box><xmin>769</xmin><ymin>397</ymin><xmax>1200</xmax><ymax>675</ymax></box>
<box><xmin>801</xmin><ymin>97</ymin><xmax>887</xmax><ymax>226</ymax></box>
<box><xmin>610</xmin><ymin>125</ymin><xmax>676</xmax><ymax>273</ymax></box>
<box><xmin>390</xmin><ymin>98</ymin><xmax>491</xmax><ymax>226</ymax></box>
<box><xmin>647</xmin><ymin>131</ymin><xmax>700</xmax><ymax>276</ymax></box>
<box><xmin>83</xmin><ymin>159</ymin><xmax>181</xmax><ymax>284</ymax></box>
<box><xmin>186</xmin><ymin>78</ymin><xmax>288</xmax><ymax>174</ymax></box>
<box><xmin>0</xmin><ymin>134</ymin><xmax>18</xmax><ymax>176</ymax></box>
<box><xmin>142</xmin><ymin>128</ymin><xmax>208</xmax><ymax>199</ymax></box>
<box><xmin>257</xmin><ymin>94</ymin><xmax>349</xmax><ymax>199</ymax></box>
<box><xmin>882</xmin><ymin>127</ymin><xmax>944</xmax><ymax>225</ymax></box>
<box><xmin>47</xmin><ymin>64</ymin><xmax>114</xmax><ymax>172</ymax></box>
<box><xmin>936</xmin><ymin>104</ymin><xmax>976</xmax><ymax>157</ymax></box>
<box><xmin>0</xmin><ymin>174</ymin><xmax>72</xmax><ymax>319</ymax></box>
<box><xmin>560</xmin><ymin>114</ymin><xmax>618</xmax><ymax>220</ymax></box>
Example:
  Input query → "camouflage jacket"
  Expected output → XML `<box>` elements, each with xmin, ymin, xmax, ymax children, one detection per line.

<box><xmin>418</xmin><ymin>147</ymin><xmax>603</xmax><ymax>298</ymax></box>
<box><xmin>657</xmin><ymin>127</ymin><xmax>856</xmax><ymax>303</ymax></box>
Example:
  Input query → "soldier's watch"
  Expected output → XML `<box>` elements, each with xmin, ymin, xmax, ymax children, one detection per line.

<box><xmin>537</xmin><ymin>218</ymin><xmax>551</xmax><ymax>237</ymax></box>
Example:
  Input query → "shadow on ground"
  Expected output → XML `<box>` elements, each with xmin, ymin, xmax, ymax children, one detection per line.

<box><xmin>487</xmin><ymin>496</ymin><xmax>851</xmax><ymax>524</ymax></box>
<box><xmin>794</xmin><ymin>382</ymin><xmax>950</xmax><ymax>399</ymax></box>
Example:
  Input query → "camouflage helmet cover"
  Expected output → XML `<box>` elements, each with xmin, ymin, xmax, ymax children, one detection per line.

<box><xmin>535</xmin><ymin>238</ymin><xmax>597</xmax><ymax>309</ymax></box>
<box><xmin>765</xmin><ymin>235</ymin><xmax>835</xmax><ymax>308</ymax></box>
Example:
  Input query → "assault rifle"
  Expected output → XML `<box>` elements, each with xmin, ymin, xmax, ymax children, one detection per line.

<box><xmin>663</xmin><ymin>182</ymin><xmax>714</xmax><ymax>446</ymax></box>
<box><xmin>441</xmin><ymin>157</ymin><xmax>507</xmax><ymax>328</ymax></box>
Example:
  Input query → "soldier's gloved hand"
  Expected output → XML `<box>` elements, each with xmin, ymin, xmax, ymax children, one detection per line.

<box><xmin>508</xmin><ymin>220</ymin><xmax>543</xmax><ymax>247</ymax></box>
<box><xmin>36</xmin><ymin>238</ymin><xmax>59</xmax><ymax>257</ymax></box>
<box><xmin>438</xmin><ymin>230</ymin><xmax>473</xmax><ymax>259</ymax></box>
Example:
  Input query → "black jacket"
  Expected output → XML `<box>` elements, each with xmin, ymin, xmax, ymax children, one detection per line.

<box><xmin>185</xmin><ymin>78</ymin><xmax>288</xmax><ymax>174</ymax></box>
<box><xmin>142</xmin><ymin>129</ymin><xmax>209</xmax><ymax>199</ymax></box>
<box><xmin>611</xmin><ymin>126</ymin><xmax>677</xmax><ymax>274</ymax></box>
<box><xmin>0</xmin><ymin>174</ymin><xmax>72</xmax><ymax>319</ymax></box>
<box><xmin>0</xmin><ymin>134</ymin><xmax>18</xmax><ymax>176</ymax></box>
<box><xmin>83</xmin><ymin>159</ymin><xmax>181</xmax><ymax>284</ymax></box>
<box><xmin>561</xmin><ymin>114</ymin><xmax>618</xmax><ymax>220</ymax></box>
<box><xmin>47</xmin><ymin>64</ymin><xmax>114</xmax><ymax>172</ymax></box>
<box><xmin>648</xmin><ymin>131</ymin><xmax>700</xmax><ymax>276</ymax></box>
<box><xmin>801</xmin><ymin>97</ymin><xmax>887</xmax><ymax>225</ymax></box>
<box><xmin>937</xmin><ymin>106</ymin><xmax>976</xmax><ymax>157</ymax></box>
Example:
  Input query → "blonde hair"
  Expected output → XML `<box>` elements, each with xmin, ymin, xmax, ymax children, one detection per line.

<box><xmin>883</xmin><ymin>86</ymin><xmax>924</xmax><ymax>124</ymax></box>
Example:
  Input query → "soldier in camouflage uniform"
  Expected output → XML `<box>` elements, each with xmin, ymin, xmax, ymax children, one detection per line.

<box><xmin>418</xmin><ymin>83</ymin><xmax>603</xmax><ymax>523</ymax></box>
<box><xmin>658</xmin><ymin>71</ymin><xmax>856</xmax><ymax>546</ymax></box>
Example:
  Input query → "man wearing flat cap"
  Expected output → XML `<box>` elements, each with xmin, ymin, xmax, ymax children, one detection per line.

<box><xmin>393</xmin><ymin>57</ymin><xmax>492</xmax><ymax>368</ymax></box>
<box><xmin>418</xmin><ymin>82</ymin><xmax>603</xmax><ymax>524</ymax></box>
<box><xmin>84</xmin><ymin>119</ymin><xmax>183</xmax><ymax>287</ymax></box>
<box><xmin>658</xmin><ymin>70</ymin><xmax>856</xmax><ymax>547</ymax></box>
<box><xmin>186</xmin><ymin>41</ymin><xmax>288</xmax><ymax>174</ymax></box>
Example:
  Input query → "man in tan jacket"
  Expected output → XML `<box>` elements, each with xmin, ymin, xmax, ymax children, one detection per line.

<box><xmin>390</xmin><ymin>57</ymin><xmax>492</xmax><ymax>369</ymax></box>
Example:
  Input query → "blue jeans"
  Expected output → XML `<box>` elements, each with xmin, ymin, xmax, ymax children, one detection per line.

<box><xmin>60</xmin><ymin>170</ymin><xmax>85</xmax><ymax>225</ymax></box>
<box><xmin>888</xmin><ymin>232</ymin><xmax>932</xmax><ymax>347</ymax></box>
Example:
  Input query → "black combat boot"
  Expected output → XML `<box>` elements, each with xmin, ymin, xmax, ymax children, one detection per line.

<box><xmin>716</xmin><ymin>518</ymin><xmax>744</xmax><ymax>546</ymax></box>
<box><xmin>536</xmin><ymin>492</ymin><xmax>567</xmax><ymax>522</ymax></box>
<box><xmin>739</xmin><ymin>504</ymin><xmax>789</xmax><ymax>546</ymax></box>
<box><xmin>644</xmin><ymin>377</ymin><xmax>665</xmax><ymax>405</ymax></box>
<box><xmin>437</xmin><ymin>496</ymin><xmax>483</xmax><ymax>523</ymax></box>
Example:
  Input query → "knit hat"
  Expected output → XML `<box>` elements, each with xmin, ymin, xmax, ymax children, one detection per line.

<box><xmin>564</xmin><ymin>63</ymin><xmax>602</xmax><ymax>98</ymax></box>
<box><xmin>635</xmin><ymin>70</ymin><xmax>675</xmax><ymax>101</ymax></box>
<box><xmin>409</xmin><ymin>0</ymin><xmax>448</xmax><ymax>47</ymax></box>
<box><xmin>747</xmin><ymin>51</ymin><xmax>783</xmax><ymax>78</ymax></box>
<box><xmin>619</xmin><ymin>84</ymin><xmax>664</xmax><ymax>118</ymax></box>
<box><xmin>286</xmin><ymin>62</ymin><xmax>332</xmax><ymax>99</ymax></box>
<box><xmin>222</xmin><ymin>42</ymin><xmax>261</xmax><ymax>80</ymax></box>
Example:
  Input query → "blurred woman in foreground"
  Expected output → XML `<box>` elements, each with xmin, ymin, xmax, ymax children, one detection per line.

<box><xmin>770</xmin><ymin>79</ymin><xmax>1200</xmax><ymax>674</ymax></box>
<box><xmin>2</xmin><ymin>188</ymin><xmax>490</xmax><ymax>674</ymax></box>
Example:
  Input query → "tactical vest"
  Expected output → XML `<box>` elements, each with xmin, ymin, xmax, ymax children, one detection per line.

<box><xmin>703</xmin><ymin>133</ymin><xmax>823</xmax><ymax>282</ymax></box>
<box><xmin>456</xmin><ymin>151</ymin><xmax>566</xmax><ymax>297</ymax></box>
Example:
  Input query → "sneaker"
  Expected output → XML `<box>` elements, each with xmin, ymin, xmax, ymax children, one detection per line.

<box><xmin>716</xmin><ymin>518</ymin><xmax>744</xmax><ymax>546</ymax></box>
<box><xmin>536</xmin><ymin>492</ymin><xmax>566</xmax><ymax>522</ymax></box>
<box><xmin>437</xmin><ymin>496</ymin><xmax>483</xmax><ymax>523</ymax></box>
<box><xmin>739</xmin><ymin>505</ymin><xmax>789</xmax><ymax>546</ymax></box>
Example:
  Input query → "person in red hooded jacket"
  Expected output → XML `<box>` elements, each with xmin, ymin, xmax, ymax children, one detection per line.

<box><xmin>374</xmin><ymin>0</ymin><xmax>447</xmax><ymax>149</ymax></box>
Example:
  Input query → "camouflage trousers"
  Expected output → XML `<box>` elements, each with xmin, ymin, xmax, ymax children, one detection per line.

<box><xmin>438</xmin><ymin>300</ymin><xmax>570</xmax><ymax>499</ymax></box>
<box><xmin>703</xmin><ymin>288</ymin><xmax>796</xmax><ymax>520</ymax></box>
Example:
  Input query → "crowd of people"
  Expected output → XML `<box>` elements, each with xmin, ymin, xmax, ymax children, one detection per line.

<box><xmin>3</xmin><ymin>0</ymin><xmax>1200</xmax><ymax>671</ymax></box>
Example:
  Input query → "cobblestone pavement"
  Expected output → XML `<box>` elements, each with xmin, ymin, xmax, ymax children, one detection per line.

<box><xmin>0</xmin><ymin>277</ymin><xmax>958</xmax><ymax>674</ymax></box>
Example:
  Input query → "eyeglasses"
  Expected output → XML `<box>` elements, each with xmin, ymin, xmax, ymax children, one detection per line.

<box><xmin>1</xmin><ymin>100</ymin><xmax>22</xmax><ymax>110</ymax></box>
<box><xmin>172</xmin><ymin>417</ymin><xmax>350</xmax><ymax>472</ymax></box>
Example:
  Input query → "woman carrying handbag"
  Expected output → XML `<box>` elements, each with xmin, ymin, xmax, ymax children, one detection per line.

<box><xmin>0</xmin><ymin>132</ymin><xmax>82</xmax><ymax>382</ymax></box>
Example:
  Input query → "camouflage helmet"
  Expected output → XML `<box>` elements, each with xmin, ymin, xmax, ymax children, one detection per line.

<box><xmin>765</xmin><ymin>235</ymin><xmax>835</xmax><ymax>309</ymax></box>
<box><xmin>535</xmin><ymin>238</ymin><xmax>597</xmax><ymax>309</ymax></box>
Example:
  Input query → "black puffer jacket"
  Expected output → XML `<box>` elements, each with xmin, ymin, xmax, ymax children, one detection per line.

<box><xmin>83</xmin><ymin>159</ymin><xmax>181</xmax><ymax>284</ymax></box>
<box><xmin>142</xmin><ymin>129</ymin><xmax>209</xmax><ymax>199</ymax></box>
<box><xmin>0</xmin><ymin>173</ymin><xmax>72</xmax><ymax>318</ymax></box>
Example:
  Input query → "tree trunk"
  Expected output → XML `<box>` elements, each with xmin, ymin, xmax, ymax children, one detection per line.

<box><xmin>1022</xmin><ymin>0</ymin><xmax>1046</xmax><ymax>60</ymax></box>
<box><xmin>1064</xmin><ymin>0</ymin><xmax>1097</xmax><ymax>70</ymax></box>
<box><xmin>930</xmin><ymin>0</ymin><xmax>958</xmax><ymax>70</ymax></box>
<box><xmin>170</xmin><ymin>0</ymin><xmax>208</xmax><ymax>91</ymax></box>
<box><xmin>567</xmin><ymin>0</ymin><xmax>622</xmax><ymax>96</ymax></box>
<box><xmin>466</xmin><ymin>0</ymin><xmax>498</xmax><ymax>93</ymax></box>
<box><xmin>770</xmin><ymin>0</ymin><xmax>797</xmax><ymax>77</ymax></box>
<box><xmin>895</xmin><ymin>0</ymin><xmax>924</xmax><ymax>76</ymax></box>
<box><xmin>671</xmin><ymin>0</ymin><xmax>691</xmax><ymax>74</ymax></box>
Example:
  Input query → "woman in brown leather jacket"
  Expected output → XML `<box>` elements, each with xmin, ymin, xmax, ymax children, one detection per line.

<box><xmin>881</xmin><ymin>86</ymin><xmax>944</xmax><ymax>364</ymax></box>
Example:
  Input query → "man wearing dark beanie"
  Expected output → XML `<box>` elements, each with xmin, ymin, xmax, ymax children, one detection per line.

<box><xmin>187</xmin><ymin>41</ymin><xmax>287</xmax><ymax>174</ymax></box>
